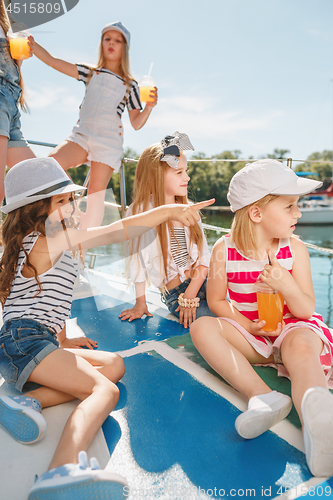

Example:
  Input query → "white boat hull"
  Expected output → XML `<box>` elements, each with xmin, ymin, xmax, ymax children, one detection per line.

<box><xmin>298</xmin><ymin>207</ymin><xmax>333</xmax><ymax>224</ymax></box>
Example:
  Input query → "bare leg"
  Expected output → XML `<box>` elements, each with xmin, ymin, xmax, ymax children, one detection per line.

<box><xmin>280</xmin><ymin>328</ymin><xmax>327</xmax><ymax>423</ymax></box>
<box><xmin>80</xmin><ymin>161</ymin><xmax>114</xmax><ymax>229</ymax></box>
<box><xmin>27</xmin><ymin>348</ymin><xmax>123</xmax><ymax>469</ymax></box>
<box><xmin>0</xmin><ymin>136</ymin><xmax>35</xmax><ymax>203</ymax></box>
<box><xmin>190</xmin><ymin>316</ymin><xmax>274</xmax><ymax>400</ymax></box>
<box><xmin>49</xmin><ymin>140</ymin><xmax>88</xmax><ymax>170</ymax></box>
<box><xmin>25</xmin><ymin>350</ymin><xmax>125</xmax><ymax>409</ymax></box>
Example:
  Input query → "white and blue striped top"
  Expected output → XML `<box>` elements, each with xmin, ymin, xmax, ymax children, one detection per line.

<box><xmin>3</xmin><ymin>232</ymin><xmax>78</xmax><ymax>335</ymax></box>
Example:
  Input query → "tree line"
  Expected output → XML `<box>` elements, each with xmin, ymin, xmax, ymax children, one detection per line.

<box><xmin>68</xmin><ymin>148</ymin><xmax>333</xmax><ymax>208</ymax></box>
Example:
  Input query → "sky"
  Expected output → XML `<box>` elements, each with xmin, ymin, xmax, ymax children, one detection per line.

<box><xmin>18</xmin><ymin>0</ymin><xmax>333</xmax><ymax>166</ymax></box>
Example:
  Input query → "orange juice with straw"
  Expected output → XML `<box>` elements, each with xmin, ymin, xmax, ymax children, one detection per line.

<box><xmin>138</xmin><ymin>74</ymin><xmax>155</xmax><ymax>103</ymax></box>
<box><xmin>9</xmin><ymin>37</ymin><xmax>30</xmax><ymax>60</ymax></box>
<box><xmin>255</xmin><ymin>281</ymin><xmax>284</xmax><ymax>333</ymax></box>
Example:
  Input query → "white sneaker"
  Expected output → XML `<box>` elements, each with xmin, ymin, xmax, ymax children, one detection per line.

<box><xmin>302</xmin><ymin>386</ymin><xmax>333</xmax><ymax>477</ymax></box>
<box><xmin>235</xmin><ymin>391</ymin><xmax>292</xmax><ymax>439</ymax></box>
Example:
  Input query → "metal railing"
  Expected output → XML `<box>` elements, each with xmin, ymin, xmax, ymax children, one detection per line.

<box><xmin>27</xmin><ymin>140</ymin><xmax>333</xmax><ymax>260</ymax></box>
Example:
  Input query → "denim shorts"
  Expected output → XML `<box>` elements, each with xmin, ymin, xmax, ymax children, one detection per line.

<box><xmin>0</xmin><ymin>79</ymin><xmax>28</xmax><ymax>148</ymax></box>
<box><xmin>0</xmin><ymin>319</ymin><xmax>59</xmax><ymax>392</ymax></box>
<box><xmin>161</xmin><ymin>277</ymin><xmax>215</xmax><ymax>321</ymax></box>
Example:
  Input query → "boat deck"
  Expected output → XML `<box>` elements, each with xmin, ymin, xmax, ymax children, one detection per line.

<box><xmin>1</xmin><ymin>267</ymin><xmax>333</xmax><ymax>499</ymax></box>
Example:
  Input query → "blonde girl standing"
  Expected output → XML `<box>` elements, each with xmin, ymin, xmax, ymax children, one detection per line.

<box><xmin>0</xmin><ymin>0</ymin><xmax>35</xmax><ymax>204</ymax></box>
<box><xmin>120</xmin><ymin>132</ymin><xmax>215</xmax><ymax>329</ymax></box>
<box><xmin>0</xmin><ymin>157</ymin><xmax>212</xmax><ymax>499</ymax></box>
<box><xmin>30</xmin><ymin>21</ymin><xmax>157</xmax><ymax>230</ymax></box>
<box><xmin>190</xmin><ymin>159</ymin><xmax>333</xmax><ymax>478</ymax></box>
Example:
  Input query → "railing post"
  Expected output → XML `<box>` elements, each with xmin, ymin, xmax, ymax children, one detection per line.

<box><xmin>119</xmin><ymin>159</ymin><xmax>127</xmax><ymax>218</ymax></box>
<box><xmin>287</xmin><ymin>158</ymin><xmax>293</xmax><ymax>168</ymax></box>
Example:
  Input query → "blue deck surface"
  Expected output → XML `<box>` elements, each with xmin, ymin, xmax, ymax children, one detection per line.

<box><xmin>71</xmin><ymin>295</ymin><xmax>315</xmax><ymax>499</ymax></box>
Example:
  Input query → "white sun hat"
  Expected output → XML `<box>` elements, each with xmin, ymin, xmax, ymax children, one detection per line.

<box><xmin>227</xmin><ymin>159</ymin><xmax>323</xmax><ymax>212</ymax></box>
<box><xmin>2</xmin><ymin>157</ymin><xmax>86</xmax><ymax>214</ymax></box>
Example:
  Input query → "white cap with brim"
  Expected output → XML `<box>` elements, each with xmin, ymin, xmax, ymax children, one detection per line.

<box><xmin>227</xmin><ymin>159</ymin><xmax>323</xmax><ymax>212</ymax></box>
<box><xmin>2</xmin><ymin>157</ymin><xmax>86</xmax><ymax>214</ymax></box>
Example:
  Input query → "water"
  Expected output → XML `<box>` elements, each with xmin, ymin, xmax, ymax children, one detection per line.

<box><xmin>89</xmin><ymin>208</ymin><xmax>333</xmax><ymax>328</ymax></box>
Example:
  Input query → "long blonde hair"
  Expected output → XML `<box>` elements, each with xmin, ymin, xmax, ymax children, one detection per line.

<box><xmin>86</xmin><ymin>30</ymin><xmax>133</xmax><ymax>86</ymax></box>
<box><xmin>129</xmin><ymin>144</ymin><xmax>204</xmax><ymax>283</ymax></box>
<box><xmin>0</xmin><ymin>0</ymin><xmax>28</xmax><ymax>111</ymax></box>
<box><xmin>230</xmin><ymin>194</ymin><xmax>279</xmax><ymax>256</ymax></box>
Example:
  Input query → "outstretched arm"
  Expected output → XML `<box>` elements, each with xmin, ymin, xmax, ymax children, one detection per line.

<box><xmin>29</xmin><ymin>36</ymin><xmax>78</xmax><ymax>79</ymax></box>
<box><xmin>47</xmin><ymin>199</ymin><xmax>215</xmax><ymax>260</ymax></box>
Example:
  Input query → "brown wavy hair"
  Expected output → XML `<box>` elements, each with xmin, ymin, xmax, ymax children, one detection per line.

<box><xmin>0</xmin><ymin>196</ymin><xmax>78</xmax><ymax>307</ymax></box>
<box><xmin>128</xmin><ymin>144</ymin><xmax>204</xmax><ymax>285</ymax></box>
<box><xmin>0</xmin><ymin>0</ymin><xmax>28</xmax><ymax>111</ymax></box>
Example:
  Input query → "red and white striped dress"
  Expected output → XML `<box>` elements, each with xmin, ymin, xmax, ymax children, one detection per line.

<box><xmin>222</xmin><ymin>235</ymin><xmax>333</xmax><ymax>387</ymax></box>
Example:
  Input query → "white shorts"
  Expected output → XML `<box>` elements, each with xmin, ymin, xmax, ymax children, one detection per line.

<box><xmin>67</xmin><ymin>130</ymin><xmax>123</xmax><ymax>173</ymax></box>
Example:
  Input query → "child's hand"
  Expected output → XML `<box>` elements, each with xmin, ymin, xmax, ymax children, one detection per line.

<box><xmin>176</xmin><ymin>304</ymin><xmax>197</xmax><ymax>329</ymax></box>
<box><xmin>59</xmin><ymin>336</ymin><xmax>98</xmax><ymax>349</ymax></box>
<box><xmin>27</xmin><ymin>35</ymin><xmax>35</xmax><ymax>58</ymax></box>
<box><xmin>259</xmin><ymin>249</ymin><xmax>292</xmax><ymax>293</ymax></box>
<box><xmin>168</xmin><ymin>199</ymin><xmax>215</xmax><ymax>226</ymax></box>
<box><xmin>145</xmin><ymin>87</ymin><xmax>158</xmax><ymax>109</ymax></box>
<box><xmin>249</xmin><ymin>320</ymin><xmax>284</xmax><ymax>338</ymax></box>
<box><xmin>119</xmin><ymin>303</ymin><xmax>153</xmax><ymax>322</ymax></box>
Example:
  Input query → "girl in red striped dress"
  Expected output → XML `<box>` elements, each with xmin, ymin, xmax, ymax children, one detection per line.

<box><xmin>190</xmin><ymin>159</ymin><xmax>333</xmax><ymax>478</ymax></box>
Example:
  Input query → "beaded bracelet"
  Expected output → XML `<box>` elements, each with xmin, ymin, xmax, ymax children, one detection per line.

<box><xmin>178</xmin><ymin>293</ymin><xmax>200</xmax><ymax>308</ymax></box>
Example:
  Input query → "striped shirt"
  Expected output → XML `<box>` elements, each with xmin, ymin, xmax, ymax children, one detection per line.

<box><xmin>170</xmin><ymin>227</ymin><xmax>189</xmax><ymax>268</ymax></box>
<box><xmin>223</xmin><ymin>234</ymin><xmax>333</xmax><ymax>385</ymax></box>
<box><xmin>224</xmin><ymin>235</ymin><xmax>293</xmax><ymax>321</ymax></box>
<box><xmin>3</xmin><ymin>232</ymin><xmax>78</xmax><ymax>335</ymax></box>
<box><xmin>76</xmin><ymin>64</ymin><xmax>142</xmax><ymax>118</ymax></box>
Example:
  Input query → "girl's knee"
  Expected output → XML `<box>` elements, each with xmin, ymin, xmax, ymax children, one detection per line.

<box><xmin>282</xmin><ymin>329</ymin><xmax>323</xmax><ymax>358</ymax></box>
<box><xmin>100</xmin><ymin>352</ymin><xmax>125</xmax><ymax>382</ymax></box>
<box><xmin>190</xmin><ymin>316</ymin><xmax>216</xmax><ymax>340</ymax></box>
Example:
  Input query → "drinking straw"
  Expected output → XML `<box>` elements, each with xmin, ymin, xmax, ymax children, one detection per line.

<box><xmin>148</xmin><ymin>62</ymin><xmax>153</xmax><ymax>77</ymax></box>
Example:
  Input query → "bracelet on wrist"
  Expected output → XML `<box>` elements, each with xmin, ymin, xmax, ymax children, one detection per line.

<box><xmin>178</xmin><ymin>293</ymin><xmax>200</xmax><ymax>308</ymax></box>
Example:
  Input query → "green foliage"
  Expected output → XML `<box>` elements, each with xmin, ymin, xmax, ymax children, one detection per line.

<box><xmin>187</xmin><ymin>151</ymin><xmax>247</xmax><ymax>205</ymax></box>
<box><xmin>294</xmin><ymin>150</ymin><xmax>333</xmax><ymax>184</ymax></box>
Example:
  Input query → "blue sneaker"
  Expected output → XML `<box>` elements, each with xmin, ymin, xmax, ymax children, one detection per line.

<box><xmin>28</xmin><ymin>451</ymin><xmax>128</xmax><ymax>499</ymax></box>
<box><xmin>0</xmin><ymin>395</ymin><xmax>46</xmax><ymax>444</ymax></box>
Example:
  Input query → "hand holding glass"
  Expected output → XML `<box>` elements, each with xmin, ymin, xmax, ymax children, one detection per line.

<box><xmin>255</xmin><ymin>281</ymin><xmax>284</xmax><ymax>333</ymax></box>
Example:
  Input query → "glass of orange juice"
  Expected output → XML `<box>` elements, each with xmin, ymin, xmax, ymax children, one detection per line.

<box><xmin>138</xmin><ymin>75</ymin><xmax>156</xmax><ymax>103</ymax></box>
<box><xmin>8</xmin><ymin>29</ymin><xmax>31</xmax><ymax>60</ymax></box>
<box><xmin>255</xmin><ymin>281</ymin><xmax>284</xmax><ymax>333</ymax></box>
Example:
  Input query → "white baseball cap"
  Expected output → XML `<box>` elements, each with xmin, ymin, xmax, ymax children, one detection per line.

<box><xmin>227</xmin><ymin>159</ymin><xmax>323</xmax><ymax>212</ymax></box>
<box><xmin>2</xmin><ymin>157</ymin><xmax>85</xmax><ymax>214</ymax></box>
<box><xmin>101</xmin><ymin>21</ymin><xmax>130</xmax><ymax>47</ymax></box>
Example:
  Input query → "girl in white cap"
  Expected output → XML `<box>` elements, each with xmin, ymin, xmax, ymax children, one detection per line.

<box><xmin>0</xmin><ymin>157</ymin><xmax>213</xmax><ymax>499</ymax></box>
<box><xmin>190</xmin><ymin>159</ymin><xmax>333</xmax><ymax>478</ymax></box>
<box><xmin>30</xmin><ymin>21</ymin><xmax>157</xmax><ymax>229</ymax></box>
<box><xmin>119</xmin><ymin>132</ymin><xmax>215</xmax><ymax>329</ymax></box>
<box><xmin>0</xmin><ymin>0</ymin><xmax>36</xmax><ymax>205</ymax></box>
